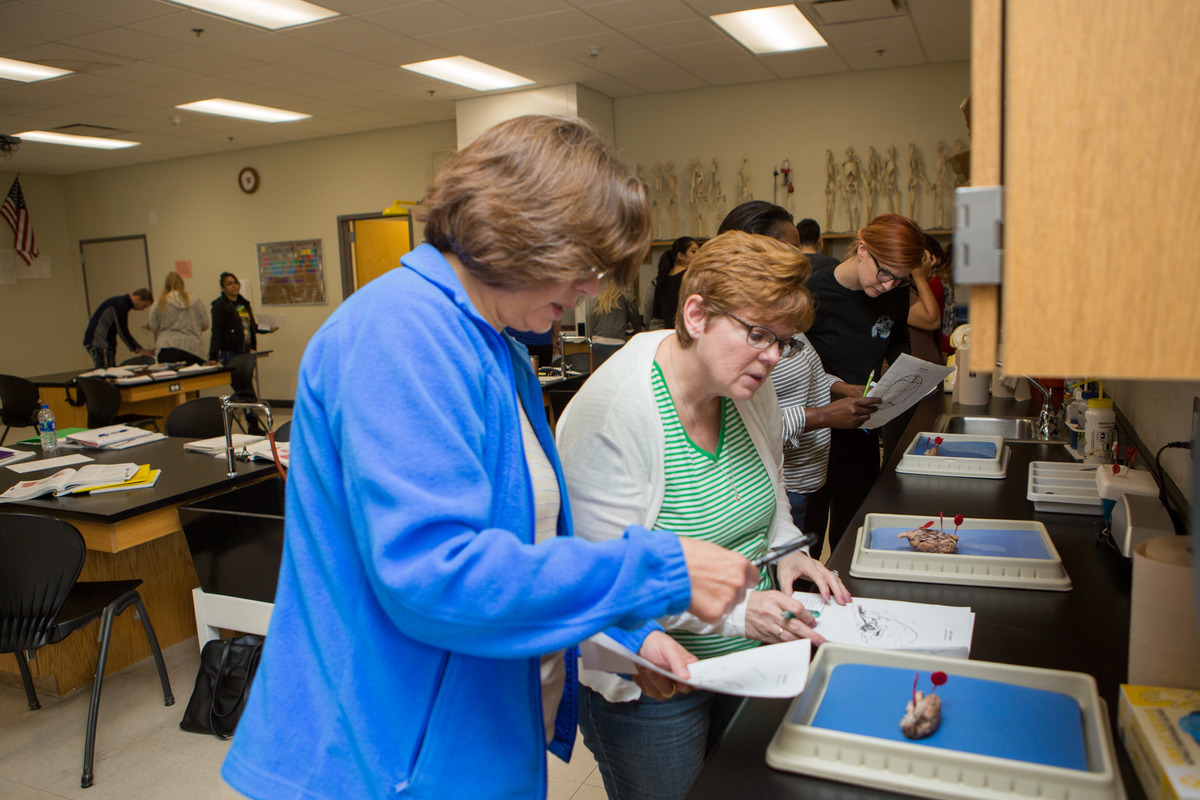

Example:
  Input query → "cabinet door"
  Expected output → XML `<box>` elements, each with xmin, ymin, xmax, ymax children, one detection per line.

<box><xmin>973</xmin><ymin>0</ymin><xmax>1200</xmax><ymax>378</ymax></box>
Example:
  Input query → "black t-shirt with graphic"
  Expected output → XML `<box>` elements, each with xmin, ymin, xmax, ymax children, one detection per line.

<box><xmin>804</xmin><ymin>265</ymin><xmax>911</xmax><ymax>385</ymax></box>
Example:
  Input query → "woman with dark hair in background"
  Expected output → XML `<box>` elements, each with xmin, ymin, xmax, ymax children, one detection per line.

<box><xmin>650</xmin><ymin>235</ymin><xmax>698</xmax><ymax>328</ymax></box>
<box><xmin>208</xmin><ymin>272</ymin><xmax>276</xmax><ymax>365</ymax></box>
<box><xmin>222</xmin><ymin>115</ymin><xmax>756</xmax><ymax>800</ymax></box>
<box><xmin>804</xmin><ymin>213</ymin><xmax>925</xmax><ymax>556</ymax></box>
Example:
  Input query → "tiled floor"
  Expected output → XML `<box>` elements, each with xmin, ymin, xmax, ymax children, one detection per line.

<box><xmin>0</xmin><ymin>639</ymin><xmax>609</xmax><ymax>799</ymax></box>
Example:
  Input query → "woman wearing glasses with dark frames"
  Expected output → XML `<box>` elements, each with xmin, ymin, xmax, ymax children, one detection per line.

<box><xmin>557</xmin><ymin>231</ymin><xmax>851</xmax><ymax>800</ymax></box>
<box><xmin>803</xmin><ymin>212</ymin><xmax>926</xmax><ymax>560</ymax></box>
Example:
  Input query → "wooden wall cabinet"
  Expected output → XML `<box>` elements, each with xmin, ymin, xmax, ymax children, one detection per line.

<box><xmin>970</xmin><ymin>0</ymin><xmax>1200</xmax><ymax>379</ymax></box>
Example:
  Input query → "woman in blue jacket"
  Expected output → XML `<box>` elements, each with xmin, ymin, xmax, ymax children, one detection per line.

<box><xmin>221</xmin><ymin>115</ymin><xmax>757</xmax><ymax>800</ymax></box>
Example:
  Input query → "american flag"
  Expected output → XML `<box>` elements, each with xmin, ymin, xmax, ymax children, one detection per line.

<box><xmin>2</xmin><ymin>177</ymin><xmax>39</xmax><ymax>265</ymax></box>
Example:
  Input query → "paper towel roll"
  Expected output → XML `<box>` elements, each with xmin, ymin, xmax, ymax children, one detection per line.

<box><xmin>1129</xmin><ymin>535</ymin><xmax>1200</xmax><ymax>689</ymax></box>
<box><xmin>954</xmin><ymin>348</ymin><xmax>991</xmax><ymax>406</ymax></box>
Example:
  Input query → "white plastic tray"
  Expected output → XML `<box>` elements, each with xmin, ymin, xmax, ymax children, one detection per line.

<box><xmin>896</xmin><ymin>432</ymin><xmax>1010</xmax><ymax>479</ymax></box>
<box><xmin>1027</xmin><ymin>462</ymin><xmax>1102</xmax><ymax>515</ymax></box>
<box><xmin>766</xmin><ymin>644</ymin><xmax>1126</xmax><ymax>800</ymax></box>
<box><xmin>849</xmin><ymin>513</ymin><xmax>1072</xmax><ymax>591</ymax></box>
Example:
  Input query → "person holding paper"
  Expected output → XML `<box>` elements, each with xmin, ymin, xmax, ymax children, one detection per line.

<box><xmin>208</xmin><ymin>272</ymin><xmax>276</xmax><ymax>365</ymax></box>
<box><xmin>148</xmin><ymin>271</ymin><xmax>208</xmax><ymax>365</ymax></box>
<box><xmin>804</xmin><ymin>213</ymin><xmax>924</xmax><ymax>556</ymax></box>
<box><xmin>557</xmin><ymin>231</ymin><xmax>852</xmax><ymax>800</ymax></box>
<box><xmin>221</xmin><ymin>115</ymin><xmax>758</xmax><ymax>800</ymax></box>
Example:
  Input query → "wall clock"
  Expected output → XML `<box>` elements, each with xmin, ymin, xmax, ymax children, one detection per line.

<box><xmin>238</xmin><ymin>167</ymin><xmax>260</xmax><ymax>194</ymax></box>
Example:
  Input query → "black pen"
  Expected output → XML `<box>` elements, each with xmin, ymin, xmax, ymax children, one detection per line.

<box><xmin>751</xmin><ymin>533</ymin><xmax>818</xmax><ymax>569</ymax></box>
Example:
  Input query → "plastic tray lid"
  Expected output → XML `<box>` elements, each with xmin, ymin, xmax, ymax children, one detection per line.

<box><xmin>1027</xmin><ymin>461</ymin><xmax>1103</xmax><ymax>515</ymax></box>
<box><xmin>849</xmin><ymin>513</ymin><xmax>1072</xmax><ymax>592</ymax></box>
<box><xmin>766</xmin><ymin>644</ymin><xmax>1125</xmax><ymax>800</ymax></box>
<box><xmin>1094</xmin><ymin>466</ymin><xmax>1157</xmax><ymax>501</ymax></box>
<box><xmin>896</xmin><ymin>432</ymin><xmax>1010</xmax><ymax>480</ymax></box>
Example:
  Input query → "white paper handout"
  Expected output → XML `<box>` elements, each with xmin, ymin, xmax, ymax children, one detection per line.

<box><xmin>860</xmin><ymin>354</ymin><xmax>954</xmax><ymax>430</ymax></box>
<box><xmin>7</xmin><ymin>453</ymin><xmax>94</xmax><ymax>473</ymax></box>
<box><xmin>580</xmin><ymin>632</ymin><xmax>811</xmax><ymax>698</ymax></box>
<box><xmin>245</xmin><ymin>439</ymin><xmax>289</xmax><ymax>468</ymax></box>
<box><xmin>794</xmin><ymin>592</ymin><xmax>975</xmax><ymax>658</ymax></box>
<box><xmin>184</xmin><ymin>434</ymin><xmax>264</xmax><ymax>455</ymax></box>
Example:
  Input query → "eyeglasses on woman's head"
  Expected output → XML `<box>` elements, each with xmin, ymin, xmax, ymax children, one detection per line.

<box><xmin>725</xmin><ymin>313</ymin><xmax>804</xmax><ymax>358</ymax></box>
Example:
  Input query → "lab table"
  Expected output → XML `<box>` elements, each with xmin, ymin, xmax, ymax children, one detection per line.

<box><xmin>30</xmin><ymin>367</ymin><xmax>234</xmax><ymax>429</ymax></box>
<box><xmin>0</xmin><ymin>437</ymin><xmax>276</xmax><ymax>696</ymax></box>
<box><xmin>686</xmin><ymin>393</ymin><xmax>1148</xmax><ymax>800</ymax></box>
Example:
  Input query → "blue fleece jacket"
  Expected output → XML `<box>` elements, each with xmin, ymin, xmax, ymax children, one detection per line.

<box><xmin>222</xmin><ymin>244</ymin><xmax>692</xmax><ymax>800</ymax></box>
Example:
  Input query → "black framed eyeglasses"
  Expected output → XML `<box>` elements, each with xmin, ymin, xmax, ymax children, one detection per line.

<box><xmin>725</xmin><ymin>313</ymin><xmax>805</xmax><ymax>359</ymax></box>
<box><xmin>868</xmin><ymin>251</ymin><xmax>913</xmax><ymax>288</ymax></box>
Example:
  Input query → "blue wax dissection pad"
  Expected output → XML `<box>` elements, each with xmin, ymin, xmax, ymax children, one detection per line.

<box><xmin>870</xmin><ymin>527</ymin><xmax>1052</xmax><ymax>559</ymax></box>
<box><xmin>915</xmin><ymin>435</ymin><xmax>998</xmax><ymax>459</ymax></box>
<box><xmin>805</xmin><ymin>664</ymin><xmax>1089</xmax><ymax>771</ymax></box>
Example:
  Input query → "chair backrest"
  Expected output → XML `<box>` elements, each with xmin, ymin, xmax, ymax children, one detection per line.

<box><xmin>228</xmin><ymin>353</ymin><xmax>258</xmax><ymax>397</ymax></box>
<box><xmin>564</xmin><ymin>351</ymin><xmax>592</xmax><ymax>374</ymax></box>
<box><xmin>0</xmin><ymin>374</ymin><xmax>40</xmax><ymax>428</ymax></box>
<box><xmin>121</xmin><ymin>355</ymin><xmax>154</xmax><ymax>366</ymax></box>
<box><xmin>0</xmin><ymin>514</ymin><xmax>86</xmax><ymax>653</ymax></box>
<box><xmin>76</xmin><ymin>377</ymin><xmax>123</xmax><ymax>429</ymax></box>
<box><xmin>165</xmin><ymin>396</ymin><xmax>226</xmax><ymax>439</ymax></box>
<box><xmin>273</xmin><ymin>419</ymin><xmax>291</xmax><ymax>442</ymax></box>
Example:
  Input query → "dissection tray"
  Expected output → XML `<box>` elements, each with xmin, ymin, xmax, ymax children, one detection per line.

<box><xmin>766</xmin><ymin>644</ymin><xmax>1126</xmax><ymax>800</ymax></box>
<box><xmin>1027</xmin><ymin>461</ymin><xmax>1103</xmax><ymax>515</ymax></box>
<box><xmin>896</xmin><ymin>432</ymin><xmax>1010</xmax><ymax>479</ymax></box>
<box><xmin>849</xmin><ymin>513</ymin><xmax>1071</xmax><ymax>591</ymax></box>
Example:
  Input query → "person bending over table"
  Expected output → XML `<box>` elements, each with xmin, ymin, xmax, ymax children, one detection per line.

<box><xmin>221</xmin><ymin>115</ymin><xmax>758</xmax><ymax>800</ymax></box>
<box><xmin>82</xmin><ymin>288</ymin><xmax>154</xmax><ymax>368</ymax></box>
<box><xmin>148</xmin><ymin>271</ymin><xmax>209</xmax><ymax>365</ymax></box>
<box><xmin>557</xmin><ymin>231</ymin><xmax>852</xmax><ymax>800</ymax></box>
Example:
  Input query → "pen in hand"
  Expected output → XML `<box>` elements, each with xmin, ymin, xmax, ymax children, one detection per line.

<box><xmin>751</xmin><ymin>533</ymin><xmax>818</xmax><ymax>569</ymax></box>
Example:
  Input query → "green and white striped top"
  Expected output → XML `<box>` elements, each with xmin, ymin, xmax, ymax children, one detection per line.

<box><xmin>651</xmin><ymin>362</ymin><xmax>775</xmax><ymax>659</ymax></box>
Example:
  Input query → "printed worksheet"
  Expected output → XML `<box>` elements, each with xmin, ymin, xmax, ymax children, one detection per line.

<box><xmin>861</xmin><ymin>353</ymin><xmax>954</xmax><ymax>429</ymax></box>
<box><xmin>795</xmin><ymin>592</ymin><xmax>975</xmax><ymax>658</ymax></box>
<box><xmin>580</xmin><ymin>633</ymin><xmax>810</xmax><ymax>698</ymax></box>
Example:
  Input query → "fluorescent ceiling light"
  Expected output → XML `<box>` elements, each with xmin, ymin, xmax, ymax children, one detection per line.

<box><xmin>165</xmin><ymin>0</ymin><xmax>338</xmax><ymax>30</ymax></box>
<box><xmin>16</xmin><ymin>131</ymin><xmax>140</xmax><ymax>149</ymax></box>
<box><xmin>176</xmin><ymin>98</ymin><xmax>311</xmax><ymax>123</ymax></box>
<box><xmin>711</xmin><ymin>4</ymin><xmax>828</xmax><ymax>54</ymax></box>
<box><xmin>0</xmin><ymin>56</ymin><xmax>73</xmax><ymax>83</ymax></box>
<box><xmin>401</xmin><ymin>57</ymin><xmax>534</xmax><ymax>92</ymax></box>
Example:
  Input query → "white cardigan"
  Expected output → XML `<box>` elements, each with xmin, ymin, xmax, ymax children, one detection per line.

<box><xmin>556</xmin><ymin>330</ymin><xmax>807</xmax><ymax>700</ymax></box>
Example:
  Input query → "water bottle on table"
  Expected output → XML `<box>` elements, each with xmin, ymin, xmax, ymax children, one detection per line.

<box><xmin>37</xmin><ymin>403</ymin><xmax>58</xmax><ymax>454</ymax></box>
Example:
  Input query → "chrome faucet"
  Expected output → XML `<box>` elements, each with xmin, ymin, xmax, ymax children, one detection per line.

<box><xmin>220</xmin><ymin>395</ymin><xmax>273</xmax><ymax>477</ymax></box>
<box><xmin>998</xmin><ymin>363</ymin><xmax>1061</xmax><ymax>442</ymax></box>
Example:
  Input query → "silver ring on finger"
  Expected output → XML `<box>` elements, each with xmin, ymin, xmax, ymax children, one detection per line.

<box><xmin>829</xmin><ymin>569</ymin><xmax>840</xmax><ymax>577</ymax></box>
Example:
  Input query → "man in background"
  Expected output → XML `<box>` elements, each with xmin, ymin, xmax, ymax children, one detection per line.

<box><xmin>83</xmin><ymin>288</ymin><xmax>155</xmax><ymax>368</ymax></box>
<box><xmin>796</xmin><ymin>218</ymin><xmax>840</xmax><ymax>272</ymax></box>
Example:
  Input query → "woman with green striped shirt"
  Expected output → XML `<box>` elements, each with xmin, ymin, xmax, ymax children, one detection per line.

<box><xmin>557</xmin><ymin>231</ymin><xmax>851</xmax><ymax>800</ymax></box>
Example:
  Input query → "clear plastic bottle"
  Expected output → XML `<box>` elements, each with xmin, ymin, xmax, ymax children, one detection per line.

<box><xmin>37</xmin><ymin>403</ymin><xmax>59</xmax><ymax>454</ymax></box>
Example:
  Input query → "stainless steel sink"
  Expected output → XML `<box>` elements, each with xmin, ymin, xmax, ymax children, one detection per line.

<box><xmin>932</xmin><ymin>414</ymin><xmax>1065</xmax><ymax>443</ymax></box>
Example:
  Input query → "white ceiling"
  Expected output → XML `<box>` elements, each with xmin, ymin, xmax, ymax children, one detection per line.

<box><xmin>0</xmin><ymin>0</ymin><xmax>970</xmax><ymax>176</ymax></box>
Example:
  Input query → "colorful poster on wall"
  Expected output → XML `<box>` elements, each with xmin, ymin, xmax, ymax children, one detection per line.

<box><xmin>256</xmin><ymin>238</ymin><xmax>326</xmax><ymax>305</ymax></box>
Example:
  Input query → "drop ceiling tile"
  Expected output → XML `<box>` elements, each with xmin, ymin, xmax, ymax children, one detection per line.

<box><xmin>491</xmin><ymin>8</ymin><xmax>611</xmax><ymax>43</ymax></box>
<box><xmin>59</xmin><ymin>27</ymin><xmax>191</xmax><ymax>60</ymax></box>
<box><xmin>420</xmin><ymin>23</ymin><xmax>529</xmax><ymax>53</ymax></box>
<box><xmin>594</xmin><ymin>49</ymin><xmax>677</xmax><ymax>77</ymax></box>
<box><xmin>655</xmin><ymin>37</ymin><xmax>745</xmax><ymax>66</ymax></box>
<box><xmin>0</xmin><ymin>2</ymin><xmax>112</xmax><ymax>41</ymax></box>
<box><xmin>128</xmin><ymin>9</ymin><xmax>261</xmax><ymax>45</ymax></box>
<box><xmin>835</xmin><ymin>38</ymin><xmax>926</xmax><ymax>71</ymax></box>
<box><xmin>228</xmin><ymin>63</ymin><xmax>318</xmax><ymax>89</ymax></box>
<box><xmin>577</xmin><ymin>74</ymin><xmax>639</xmax><ymax>97</ymax></box>
<box><xmin>322</xmin><ymin>0</ymin><xmax>425</xmax><ymax>12</ymax></box>
<box><xmin>609</xmin><ymin>64</ymin><xmax>705</xmax><ymax>93</ymax></box>
<box><xmin>908</xmin><ymin>0</ymin><xmax>971</xmax><ymax>37</ymax></box>
<box><xmin>758</xmin><ymin>46</ymin><xmax>849</xmax><ymax>78</ymax></box>
<box><xmin>23</xmin><ymin>0</ymin><xmax>179</xmax><ymax>25</ymax></box>
<box><xmin>90</xmin><ymin>60</ymin><xmax>195</xmax><ymax>87</ymax></box>
<box><xmin>817</xmin><ymin>16</ymin><xmax>914</xmax><ymax>46</ymax></box>
<box><xmin>0</xmin><ymin>29</ymin><xmax>46</xmax><ymax>51</ymax></box>
<box><xmin>280</xmin><ymin>50</ymin><xmax>385</xmax><ymax>79</ymax></box>
<box><xmin>44</xmin><ymin>72</ymin><xmax>139</xmax><ymax>98</ymax></box>
<box><xmin>920</xmin><ymin>34</ymin><xmax>969</xmax><ymax>63</ymax></box>
<box><xmin>539</xmin><ymin>30</ymin><xmax>646</xmax><ymax>62</ymax></box>
<box><xmin>288</xmin><ymin>76</ymin><xmax>366</xmax><ymax>100</ymax></box>
<box><xmin>470</xmin><ymin>44</ymin><xmax>576</xmax><ymax>71</ymax></box>
<box><xmin>210</xmin><ymin>33</ymin><xmax>339</xmax><ymax>63</ymax></box>
<box><xmin>583</xmin><ymin>0</ymin><xmax>696</xmax><ymax>28</ymax></box>
<box><xmin>149</xmin><ymin>47</ymin><xmax>266</xmax><ymax>76</ymax></box>
<box><xmin>335</xmin><ymin>67</ymin><xmax>413</xmax><ymax>90</ymax></box>
<box><xmin>682</xmin><ymin>56</ymin><xmax>774</xmax><ymax>86</ymax></box>
<box><xmin>0</xmin><ymin>81</ymin><xmax>93</xmax><ymax>109</ymax></box>
<box><xmin>622</xmin><ymin>17</ymin><xmax>723</xmax><ymax>49</ymax></box>
<box><xmin>359</xmin><ymin>2</ymin><xmax>482</xmax><ymax>36</ymax></box>
<box><xmin>280</xmin><ymin>16</ymin><xmax>402</xmax><ymax>49</ymax></box>
<box><xmin>677</xmin><ymin>0</ymin><xmax>771</xmax><ymax>14</ymax></box>
<box><xmin>440</xmin><ymin>0</ymin><xmax>571</xmax><ymax>22</ymax></box>
<box><xmin>4</xmin><ymin>42</ymin><xmax>133</xmax><ymax>74</ymax></box>
<box><xmin>353</xmin><ymin>37</ymin><xmax>453</xmax><ymax>66</ymax></box>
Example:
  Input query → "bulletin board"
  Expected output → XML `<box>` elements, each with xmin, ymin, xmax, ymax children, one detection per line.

<box><xmin>256</xmin><ymin>238</ymin><xmax>326</xmax><ymax>305</ymax></box>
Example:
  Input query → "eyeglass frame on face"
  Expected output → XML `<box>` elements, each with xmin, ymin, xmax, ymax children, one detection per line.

<box><xmin>724</xmin><ymin>313</ymin><xmax>805</xmax><ymax>359</ymax></box>
<box><xmin>867</xmin><ymin>250</ymin><xmax>912</xmax><ymax>288</ymax></box>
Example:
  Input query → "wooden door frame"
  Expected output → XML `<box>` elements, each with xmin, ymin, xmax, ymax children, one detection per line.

<box><xmin>335</xmin><ymin>212</ymin><xmax>415</xmax><ymax>300</ymax></box>
<box><xmin>79</xmin><ymin>234</ymin><xmax>152</xmax><ymax>314</ymax></box>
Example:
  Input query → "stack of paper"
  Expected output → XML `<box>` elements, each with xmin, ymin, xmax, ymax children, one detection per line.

<box><xmin>183</xmin><ymin>434</ymin><xmax>264</xmax><ymax>455</ymax></box>
<box><xmin>794</xmin><ymin>592</ymin><xmax>975</xmax><ymax>658</ymax></box>
<box><xmin>67</xmin><ymin>425</ymin><xmax>162</xmax><ymax>449</ymax></box>
<box><xmin>245</xmin><ymin>439</ymin><xmax>289</xmax><ymax>468</ymax></box>
<box><xmin>178</xmin><ymin>363</ymin><xmax>219</xmax><ymax>373</ymax></box>
<box><xmin>74</xmin><ymin>463</ymin><xmax>161</xmax><ymax>494</ymax></box>
<box><xmin>78</xmin><ymin>367</ymin><xmax>136</xmax><ymax>378</ymax></box>
<box><xmin>0</xmin><ymin>446</ymin><xmax>35</xmax><ymax>468</ymax></box>
<box><xmin>0</xmin><ymin>463</ymin><xmax>156</xmax><ymax>502</ymax></box>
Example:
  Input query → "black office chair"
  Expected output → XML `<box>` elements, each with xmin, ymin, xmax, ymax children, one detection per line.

<box><xmin>0</xmin><ymin>373</ymin><xmax>41</xmax><ymax>445</ymax></box>
<box><xmin>75</xmin><ymin>377</ymin><xmax>160</xmax><ymax>432</ymax></box>
<box><xmin>0</xmin><ymin>514</ymin><xmax>174</xmax><ymax>788</ymax></box>
<box><xmin>273</xmin><ymin>419</ymin><xmax>291</xmax><ymax>442</ymax></box>
<box><xmin>227</xmin><ymin>354</ymin><xmax>266</xmax><ymax>434</ymax></box>
<box><xmin>120</xmin><ymin>355</ymin><xmax>154</xmax><ymax>366</ymax></box>
<box><xmin>165</xmin><ymin>396</ymin><xmax>226</xmax><ymax>439</ymax></box>
<box><xmin>564</xmin><ymin>351</ymin><xmax>593</xmax><ymax>374</ymax></box>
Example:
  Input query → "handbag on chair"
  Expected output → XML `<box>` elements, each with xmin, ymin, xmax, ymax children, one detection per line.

<box><xmin>180</xmin><ymin>634</ymin><xmax>264</xmax><ymax>739</ymax></box>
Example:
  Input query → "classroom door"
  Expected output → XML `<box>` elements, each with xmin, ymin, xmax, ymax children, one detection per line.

<box><xmin>338</xmin><ymin>215</ymin><xmax>413</xmax><ymax>298</ymax></box>
<box><xmin>79</xmin><ymin>235</ymin><xmax>153</xmax><ymax>362</ymax></box>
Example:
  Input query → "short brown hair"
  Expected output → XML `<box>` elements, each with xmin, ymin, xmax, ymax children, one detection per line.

<box><xmin>132</xmin><ymin>288</ymin><xmax>152</xmax><ymax>303</ymax></box>
<box><xmin>417</xmin><ymin>115</ymin><xmax>650</xmax><ymax>290</ymax></box>
<box><xmin>676</xmin><ymin>231</ymin><xmax>814</xmax><ymax>347</ymax></box>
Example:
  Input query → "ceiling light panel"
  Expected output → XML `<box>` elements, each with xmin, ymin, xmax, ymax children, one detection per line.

<box><xmin>165</xmin><ymin>0</ymin><xmax>339</xmax><ymax>30</ymax></box>
<box><xmin>0</xmin><ymin>57</ymin><xmax>74</xmax><ymax>83</ymax></box>
<box><xmin>401</xmin><ymin>57</ymin><xmax>534</xmax><ymax>92</ymax></box>
<box><xmin>176</xmin><ymin>98</ymin><xmax>312</xmax><ymax>122</ymax></box>
<box><xmin>710</xmin><ymin>5</ymin><xmax>828</xmax><ymax>54</ymax></box>
<box><xmin>15</xmin><ymin>131</ymin><xmax>140</xmax><ymax>149</ymax></box>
